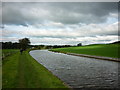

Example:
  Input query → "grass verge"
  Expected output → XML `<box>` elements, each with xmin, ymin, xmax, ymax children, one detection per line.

<box><xmin>50</xmin><ymin>44</ymin><xmax>119</xmax><ymax>58</ymax></box>
<box><xmin>2</xmin><ymin>49</ymin><xmax>68</xmax><ymax>88</ymax></box>
<box><xmin>2</xmin><ymin>49</ymin><xmax>19</xmax><ymax>60</ymax></box>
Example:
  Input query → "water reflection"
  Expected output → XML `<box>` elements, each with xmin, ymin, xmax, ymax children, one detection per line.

<box><xmin>30</xmin><ymin>50</ymin><xmax>119</xmax><ymax>89</ymax></box>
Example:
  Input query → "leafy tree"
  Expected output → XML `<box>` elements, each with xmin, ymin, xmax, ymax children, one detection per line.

<box><xmin>77</xmin><ymin>43</ymin><xmax>82</xmax><ymax>46</ymax></box>
<box><xmin>19</xmin><ymin>38</ymin><xmax>30</xmax><ymax>50</ymax></box>
<box><xmin>2</xmin><ymin>42</ymin><xmax>12</xmax><ymax>49</ymax></box>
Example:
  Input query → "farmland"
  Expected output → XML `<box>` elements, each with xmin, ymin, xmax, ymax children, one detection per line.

<box><xmin>50</xmin><ymin>44</ymin><xmax>119</xmax><ymax>58</ymax></box>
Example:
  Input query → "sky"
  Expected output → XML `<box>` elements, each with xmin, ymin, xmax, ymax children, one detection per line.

<box><xmin>1</xmin><ymin>1</ymin><xmax>119</xmax><ymax>45</ymax></box>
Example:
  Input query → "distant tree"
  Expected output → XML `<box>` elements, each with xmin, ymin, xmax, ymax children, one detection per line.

<box><xmin>111</xmin><ymin>41</ymin><xmax>120</xmax><ymax>44</ymax></box>
<box><xmin>2</xmin><ymin>42</ymin><xmax>12</xmax><ymax>49</ymax></box>
<box><xmin>2</xmin><ymin>42</ymin><xmax>20</xmax><ymax>49</ymax></box>
<box><xmin>13</xmin><ymin>42</ymin><xmax>19</xmax><ymax>49</ymax></box>
<box><xmin>19</xmin><ymin>38</ymin><xmax>30</xmax><ymax>50</ymax></box>
<box><xmin>77</xmin><ymin>43</ymin><xmax>82</xmax><ymax>46</ymax></box>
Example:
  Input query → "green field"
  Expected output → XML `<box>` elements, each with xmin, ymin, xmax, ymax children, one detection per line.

<box><xmin>2</xmin><ymin>49</ymin><xmax>68</xmax><ymax>88</ymax></box>
<box><xmin>50</xmin><ymin>44</ymin><xmax>119</xmax><ymax>58</ymax></box>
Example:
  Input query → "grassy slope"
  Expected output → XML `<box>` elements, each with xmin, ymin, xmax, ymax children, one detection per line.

<box><xmin>51</xmin><ymin>44</ymin><xmax>119</xmax><ymax>58</ymax></box>
<box><xmin>2</xmin><ymin>50</ymin><xmax>68</xmax><ymax>88</ymax></box>
<box><xmin>2</xmin><ymin>49</ymin><xmax>19</xmax><ymax>59</ymax></box>
<box><xmin>2</xmin><ymin>51</ymin><xmax>19</xmax><ymax>88</ymax></box>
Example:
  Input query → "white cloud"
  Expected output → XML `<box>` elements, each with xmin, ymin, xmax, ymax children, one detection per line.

<box><xmin>2</xmin><ymin>2</ymin><xmax>119</xmax><ymax>45</ymax></box>
<box><xmin>2</xmin><ymin>21</ymin><xmax>118</xmax><ymax>41</ymax></box>
<box><xmin>29</xmin><ymin>35</ymin><xmax>119</xmax><ymax>45</ymax></box>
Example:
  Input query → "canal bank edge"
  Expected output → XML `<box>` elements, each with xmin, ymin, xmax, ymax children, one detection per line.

<box><xmin>29</xmin><ymin>50</ymin><xmax>72</xmax><ymax>89</ymax></box>
<box><xmin>49</xmin><ymin>50</ymin><xmax>120</xmax><ymax>62</ymax></box>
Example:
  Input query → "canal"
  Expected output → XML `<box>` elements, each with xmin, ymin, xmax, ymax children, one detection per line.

<box><xmin>29</xmin><ymin>50</ymin><xmax>119</xmax><ymax>89</ymax></box>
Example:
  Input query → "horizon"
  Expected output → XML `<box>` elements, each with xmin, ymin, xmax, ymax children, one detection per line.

<box><xmin>2</xmin><ymin>40</ymin><xmax>119</xmax><ymax>46</ymax></box>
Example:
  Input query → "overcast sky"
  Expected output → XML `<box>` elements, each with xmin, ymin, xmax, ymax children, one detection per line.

<box><xmin>1</xmin><ymin>2</ymin><xmax>119</xmax><ymax>45</ymax></box>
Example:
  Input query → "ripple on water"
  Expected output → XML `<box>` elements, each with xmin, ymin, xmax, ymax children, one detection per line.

<box><xmin>30</xmin><ymin>50</ymin><xmax>119</xmax><ymax>89</ymax></box>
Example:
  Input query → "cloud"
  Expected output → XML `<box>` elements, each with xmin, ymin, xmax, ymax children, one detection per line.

<box><xmin>2</xmin><ymin>21</ymin><xmax>118</xmax><ymax>38</ymax></box>
<box><xmin>31</xmin><ymin>35</ymin><xmax>118</xmax><ymax>45</ymax></box>
<box><xmin>2</xmin><ymin>2</ymin><xmax>118</xmax><ymax>26</ymax></box>
<box><xmin>2</xmin><ymin>2</ymin><xmax>119</xmax><ymax>45</ymax></box>
<box><xmin>2</xmin><ymin>35</ymin><xmax>118</xmax><ymax>45</ymax></box>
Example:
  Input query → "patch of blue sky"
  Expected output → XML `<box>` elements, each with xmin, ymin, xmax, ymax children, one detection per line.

<box><xmin>106</xmin><ymin>17</ymin><xmax>118</xmax><ymax>24</ymax></box>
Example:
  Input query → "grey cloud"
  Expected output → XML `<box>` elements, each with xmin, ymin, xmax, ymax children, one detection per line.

<box><xmin>2</xmin><ymin>2</ymin><xmax>118</xmax><ymax>45</ymax></box>
<box><xmin>2</xmin><ymin>2</ymin><xmax>118</xmax><ymax>26</ymax></box>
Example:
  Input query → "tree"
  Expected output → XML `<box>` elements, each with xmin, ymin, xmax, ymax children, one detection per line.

<box><xmin>77</xmin><ymin>43</ymin><xmax>82</xmax><ymax>46</ymax></box>
<box><xmin>2</xmin><ymin>42</ymin><xmax>12</xmax><ymax>49</ymax></box>
<box><xmin>19</xmin><ymin>38</ymin><xmax>30</xmax><ymax>50</ymax></box>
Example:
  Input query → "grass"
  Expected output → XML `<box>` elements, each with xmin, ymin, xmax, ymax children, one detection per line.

<box><xmin>2</xmin><ymin>49</ymin><xmax>68</xmax><ymax>88</ymax></box>
<box><xmin>50</xmin><ymin>44</ymin><xmax>120</xmax><ymax>58</ymax></box>
<box><xmin>2</xmin><ymin>49</ymin><xmax>19</xmax><ymax>59</ymax></box>
<box><xmin>0</xmin><ymin>49</ymin><xmax>2</xmax><ymax>89</ymax></box>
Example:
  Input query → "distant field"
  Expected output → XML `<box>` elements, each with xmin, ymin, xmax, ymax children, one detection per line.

<box><xmin>2</xmin><ymin>49</ymin><xmax>68</xmax><ymax>88</ymax></box>
<box><xmin>51</xmin><ymin>44</ymin><xmax>119</xmax><ymax>58</ymax></box>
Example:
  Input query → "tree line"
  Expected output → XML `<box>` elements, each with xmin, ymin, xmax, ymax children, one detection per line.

<box><xmin>2</xmin><ymin>42</ymin><xmax>73</xmax><ymax>49</ymax></box>
<box><xmin>1</xmin><ymin>38</ymin><xmax>73</xmax><ymax>49</ymax></box>
<box><xmin>2</xmin><ymin>42</ymin><xmax>20</xmax><ymax>49</ymax></box>
<box><xmin>2</xmin><ymin>38</ymin><xmax>31</xmax><ymax>50</ymax></box>
<box><xmin>2</xmin><ymin>37</ymin><xmax>82</xmax><ymax>50</ymax></box>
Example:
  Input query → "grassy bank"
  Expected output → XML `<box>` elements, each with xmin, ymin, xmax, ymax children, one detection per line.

<box><xmin>50</xmin><ymin>44</ymin><xmax>119</xmax><ymax>58</ymax></box>
<box><xmin>2</xmin><ymin>49</ymin><xmax>68</xmax><ymax>88</ymax></box>
<box><xmin>2</xmin><ymin>49</ymin><xmax>19</xmax><ymax>59</ymax></box>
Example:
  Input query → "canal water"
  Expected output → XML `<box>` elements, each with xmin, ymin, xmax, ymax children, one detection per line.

<box><xmin>29</xmin><ymin>50</ymin><xmax>120</xmax><ymax>89</ymax></box>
